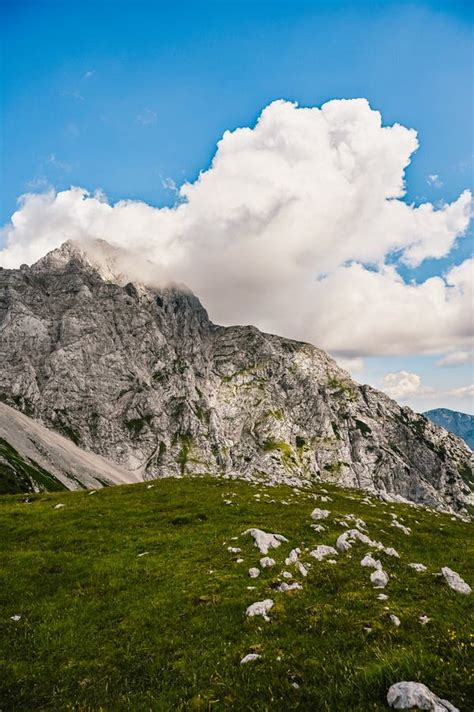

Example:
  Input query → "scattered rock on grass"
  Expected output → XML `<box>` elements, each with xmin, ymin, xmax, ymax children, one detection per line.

<box><xmin>248</xmin><ymin>567</ymin><xmax>260</xmax><ymax>578</ymax></box>
<box><xmin>370</xmin><ymin>569</ymin><xmax>389</xmax><ymax>588</ymax></box>
<box><xmin>391</xmin><ymin>520</ymin><xmax>411</xmax><ymax>536</ymax></box>
<box><xmin>309</xmin><ymin>545</ymin><xmax>338</xmax><ymax>561</ymax></box>
<box><xmin>361</xmin><ymin>554</ymin><xmax>381</xmax><ymax>570</ymax></box>
<box><xmin>275</xmin><ymin>582</ymin><xmax>302</xmax><ymax>592</ymax></box>
<box><xmin>387</xmin><ymin>681</ymin><xmax>459</xmax><ymax>711</ymax></box>
<box><xmin>285</xmin><ymin>548</ymin><xmax>300</xmax><ymax>565</ymax></box>
<box><xmin>389</xmin><ymin>614</ymin><xmax>401</xmax><ymax>627</ymax></box>
<box><xmin>54</xmin><ymin>503</ymin><xmax>65</xmax><ymax>510</ymax></box>
<box><xmin>243</xmin><ymin>529</ymin><xmax>288</xmax><ymax>555</ymax></box>
<box><xmin>310</xmin><ymin>508</ymin><xmax>330</xmax><ymax>521</ymax></box>
<box><xmin>296</xmin><ymin>562</ymin><xmax>309</xmax><ymax>577</ymax></box>
<box><xmin>409</xmin><ymin>563</ymin><xmax>427</xmax><ymax>572</ymax></box>
<box><xmin>10</xmin><ymin>615</ymin><xmax>21</xmax><ymax>622</ymax></box>
<box><xmin>260</xmin><ymin>556</ymin><xmax>276</xmax><ymax>568</ymax></box>
<box><xmin>246</xmin><ymin>599</ymin><xmax>274</xmax><ymax>622</ymax></box>
<box><xmin>441</xmin><ymin>567</ymin><xmax>471</xmax><ymax>595</ymax></box>
<box><xmin>240</xmin><ymin>653</ymin><xmax>262</xmax><ymax>664</ymax></box>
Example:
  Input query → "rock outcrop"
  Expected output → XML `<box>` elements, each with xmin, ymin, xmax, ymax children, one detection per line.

<box><xmin>0</xmin><ymin>240</ymin><xmax>472</xmax><ymax>510</ymax></box>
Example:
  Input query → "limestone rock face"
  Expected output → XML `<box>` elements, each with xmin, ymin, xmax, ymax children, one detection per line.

<box><xmin>0</xmin><ymin>240</ymin><xmax>472</xmax><ymax>510</ymax></box>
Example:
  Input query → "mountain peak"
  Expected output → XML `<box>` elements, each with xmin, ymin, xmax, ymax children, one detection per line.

<box><xmin>31</xmin><ymin>239</ymin><xmax>137</xmax><ymax>285</ymax></box>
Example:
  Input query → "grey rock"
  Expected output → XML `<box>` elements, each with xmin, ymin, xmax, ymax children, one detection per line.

<box><xmin>0</xmin><ymin>239</ymin><xmax>472</xmax><ymax>510</ymax></box>
<box><xmin>387</xmin><ymin>681</ymin><xmax>459</xmax><ymax>711</ymax></box>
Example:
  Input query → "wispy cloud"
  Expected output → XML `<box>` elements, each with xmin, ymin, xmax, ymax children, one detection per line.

<box><xmin>47</xmin><ymin>153</ymin><xmax>72</xmax><ymax>172</ymax></box>
<box><xmin>136</xmin><ymin>108</ymin><xmax>157</xmax><ymax>125</ymax></box>
<box><xmin>83</xmin><ymin>70</ymin><xmax>95</xmax><ymax>80</ymax></box>
<box><xmin>61</xmin><ymin>89</ymin><xmax>85</xmax><ymax>102</ymax></box>
<box><xmin>436</xmin><ymin>350</ymin><xmax>474</xmax><ymax>367</ymax></box>
<box><xmin>427</xmin><ymin>173</ymin><xmax>443</xmax><ymax>188</ymax></box>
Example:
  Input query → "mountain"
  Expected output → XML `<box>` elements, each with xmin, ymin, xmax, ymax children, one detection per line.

<box><xmin>0</xmin><ymin>239</ymin><xmax>472</xmax><ymax>511</ymax></box>
<box><xmin>0</xmin><ymin>402</ymin><xmax>139</xmax><ymax>494</ymax></box>
<box><xmin>424</xmin><ymin>409</ymin><xmax>474</xmax><ymax>451</ymax></box>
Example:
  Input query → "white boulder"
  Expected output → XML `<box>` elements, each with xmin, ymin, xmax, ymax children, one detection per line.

<box><xmin>243</xmin><ymin>528</ymin><xmax>288</xmax><ymax>555</ymax></box>
<box><xmin>387</xmin><ymin>681</ymin><xmax>459</xmax><ymax>711</ymax></box>
<box><xmin>245</xmin><ymin>599</ymin><xmax>274</xmax><ymax>622</ymax></box>
<box><xmin>441</xmin><ymin>567</ymin><xmax>471</xmax><ymax>595</ymax></box>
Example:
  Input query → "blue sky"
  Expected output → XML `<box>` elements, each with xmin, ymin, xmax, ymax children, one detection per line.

<box><xmin>1</xmin><ymin>0</ymin><xmax>473</xmax><ymax>412</ymax></box>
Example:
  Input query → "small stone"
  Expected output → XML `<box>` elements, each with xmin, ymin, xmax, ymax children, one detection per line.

<box><xmin>10</xmin><ymin>615</ymin><xmax>21</xmax><ymax>622</ymax></box>
<box><xmin>409</xmin><ymin>563</ymin><xmax>427</xmax><ymax>572</ymax></box>
<box><xmin>228</xmin><ymin>547</ymin><xmax>241</xmax><ymax>553</ymax></box>
<box><xmin>260</xmin><ymin>556</ymin><xmax>276</xmax><ymax>568</ymax></box>
<box><xmin>390</xmin><ymin>614</ymin><xmax>401</xmax><ymax>627</ymax></box>
<box><xmin>371</xmin><ymin>569</ymin><xmax>389</xmax><ymax>588</ymax></box>
<box><xmin>54</xmin><ymin>503</ymin><xmax>65</xmax><ymax>510</ymax></box>
<box><xmin>240</xmin><ymin>653</ymin><xmax>262</xmax><ymax>664</ymax></box>
<box><xmin>377</xmin><ymin>593</ymin><xmax>388</xmax><ymax>601</ymax></box>
<box><xmin>275</xmin><ymin>581</ymin><xmax>302</xmax><ymax>592</ymax></box>
<box><xmin>245</xmin><ymin>599</ymin><xmax>274</xmax><ymax>621</ymax></box>
<box><xmin>310</xmin><ymin>508</ymin><xmax>330</xmax><ymax>521</ymax></box>
<box><xmin>248</xmin><ymin>567</ymin><xmax>260</xmax><ymax>579</ymax></box>
<box><xmin>309</xmin><ymin>545</ymin><xmax>338</xmax><ymax>561</ymax></box>
<box><xmin>296</xmin><ymin>562</ymin><xmax>309</xmax><ymax>577</ymax></box>
<box><xmin>282</xmin><ymin>571</ymin><xmax>292</xmax><ymax>579</ymax></box>
<box><xmin>419</xmin><ymin>615</ymin><xmax>430</xmax><ymax>625</ymax></box>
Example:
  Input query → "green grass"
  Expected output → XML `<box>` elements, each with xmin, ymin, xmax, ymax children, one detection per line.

<box><xmin>0</xmin><ymin>477</ymin><xmax>472</xmax><ymax>711</ymax></box>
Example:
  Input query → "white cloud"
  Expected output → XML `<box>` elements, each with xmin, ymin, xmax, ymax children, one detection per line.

<box><xmin>427</xmin><ymin>173</ymin><xmax>443</xmax><ymax>188</ymax></box>
<box><xmin>448</xmin><ymin>383</ymin><xmax>474</xmax><ymax>399</ymax></box>
<box><xmin>436</xmin><ymin>350</ymin><xmax>474</xmax><ymax>367</ymax></box>
<box><xmin>0</xmin><ymin>98</ymin><xmax>472</xmax><ymax>357</ymax></box>
<box><xmin>381</xmin><ymin>371</ymin><xmax>432</xmax><ymax>399</ymax></box>
<box><xmin>335</xmin><ymin>356</ymin><xmax>365</xmax><ymax>374</ymax></box>
<box><xmin>136</xmin><ymin>109</ymin><xmax>157</xmax><ymax>125</ymax></box>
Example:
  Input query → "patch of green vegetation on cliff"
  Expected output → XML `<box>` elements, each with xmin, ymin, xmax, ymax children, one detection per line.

<box><xmin>327</xmin><ymin>376</ymin><xmax>355</xmax><ymax>401</ymax></box>
<box><xmin>0</xmin><ymin>438</ymin><xmax>66</xmax><ymax>495</ymax></box>
<box><xmin>176</xmin><ymin>433</ymin><xmax>194</xmax><ymax>474</ymax></box>
<box><xmin>0</xmin><ymin>477</ymin><xmax>471</xmax><ymax>711</ymax></box>
<box><xmin>354</xmin><ymin>419</ymin><xmax>372</xmax><ymax>437</ymax></box>
<box><xmin>125</xmin><ymin>415</ymin><xmax>153</xmax><ymax>438</ymax></box>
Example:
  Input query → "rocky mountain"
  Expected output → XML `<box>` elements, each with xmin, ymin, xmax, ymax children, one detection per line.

<box><xmin>424</xmin><ymin>408</ymin><xmax>474</xmax><ymax>451</ymax></box>
<box><xmin>0</xmin><ymin>239</ymin><xmax>472</xmax><ymax>511</ymax></box>
<box><xmin>0</xmin><ymin>401</ymin><xmax>139</xmax><ymax>494</ymax></box>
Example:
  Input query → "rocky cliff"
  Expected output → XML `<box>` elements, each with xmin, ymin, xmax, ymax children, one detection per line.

<box><xmin>0</xmin><ymin>240</ymin><xmax>472</xmax><ymax>511</ymax></box>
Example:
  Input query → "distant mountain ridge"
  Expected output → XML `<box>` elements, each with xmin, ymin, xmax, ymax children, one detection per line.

<box><xmin>0</xmin><ymin>239</ymin><xmax>472</xmax><ymax>511</ymax></box>
<box><xmin>424</xmin><ymin>409</ymin><xmax>474</xmax><ymax>451</ymax></box>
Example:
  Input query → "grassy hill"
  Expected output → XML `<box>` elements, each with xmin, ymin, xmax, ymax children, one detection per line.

<box><xmin>0</xmin><ymin>476</ymin><xmax>472</xmax><ymax>711</ymax></box>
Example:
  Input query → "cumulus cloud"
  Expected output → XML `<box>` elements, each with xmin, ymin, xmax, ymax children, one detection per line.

<box><xmin>0</xmin><ymin>98</ymin><xmax>472</xmax><ymax>357</ymax></box>
<box><xmin>381</xmin><ymin>371</ymin><xmax>432</xmax><ymax>399</ymax></box>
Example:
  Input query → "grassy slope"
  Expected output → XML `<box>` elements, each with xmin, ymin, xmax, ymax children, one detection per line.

<box><xmin>0</xmin><ymin>477</ymin><xmax>472</xmax><ymax>711</ymax></box>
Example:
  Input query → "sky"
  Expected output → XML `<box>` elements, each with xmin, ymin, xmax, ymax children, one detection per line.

<box><xmin>1</xmin><ymin>0</ymin><xmax>473</xmax><ymax>413</ymax></box>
